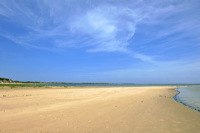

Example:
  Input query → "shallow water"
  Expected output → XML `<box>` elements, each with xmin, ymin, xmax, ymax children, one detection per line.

<box><xmin>175</xmin><ymin>86</ymin><xmax>200</xmax><ymax>112</ymax></box>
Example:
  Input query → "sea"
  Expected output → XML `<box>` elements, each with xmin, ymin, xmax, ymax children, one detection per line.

<box><xmin>174</xmin><ymin>85</ymin><xmax>200</xmax><ymax>112</ymax></box>
<box><xmin>33</xmin><ymin>83</ymin><xmax>181</xmax><ymax>87</ymax></box>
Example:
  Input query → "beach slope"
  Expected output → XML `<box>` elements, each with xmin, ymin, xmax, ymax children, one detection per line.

<box><xmin>0</xmin><ymin>86</ymin><xmax>200</xmax><ymax>133</ymax></box>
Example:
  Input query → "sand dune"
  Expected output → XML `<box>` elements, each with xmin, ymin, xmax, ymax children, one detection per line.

<box><xmin>0</xmin><ymin>86</ymin><xmax>200</xmax><ymax>133</ymax></box>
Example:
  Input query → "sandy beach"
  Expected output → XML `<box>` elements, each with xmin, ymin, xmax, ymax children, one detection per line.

<box><xmin>0</xmin><ymin>86</ymin><xmax>200</xmax><ymax>133</ymax></box>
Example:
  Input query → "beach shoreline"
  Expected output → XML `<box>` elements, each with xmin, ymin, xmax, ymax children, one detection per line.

<box><xmin>173</xmin><ymin>87</ymin><xmax>200</xmax><ymax>113</ymax></box>
<box><xmin>0</xmin><ymin>86</ymin><xmax>199</xmax><ymax>133</ymax></box>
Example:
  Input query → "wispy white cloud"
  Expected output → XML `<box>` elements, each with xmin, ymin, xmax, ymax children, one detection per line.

<box><xmin>69</xmin><ymin>5</ymin><xmax>139</xmax><ymax>52</ymax></box>
<box><xmin>0</xmin><ymin>0</ymin><xmax>200</xmax><ymax>63</ymax></box>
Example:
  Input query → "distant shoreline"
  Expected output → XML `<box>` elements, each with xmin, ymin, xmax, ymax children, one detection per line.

<box><xmin>0</xmin><ymin>82</ymin><xmax>193</xmax><ymax>87</ymax></box>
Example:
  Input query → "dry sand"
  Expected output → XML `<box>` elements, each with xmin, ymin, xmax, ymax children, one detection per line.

<box><xmin>0</xmin><ymin>86</ymin><xmax>200</xmax><ymax>133</ymax></box>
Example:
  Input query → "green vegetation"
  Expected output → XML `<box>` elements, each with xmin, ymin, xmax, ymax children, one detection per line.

<box><xmin>0</xmin><ymin>83</ymin><xmax>45</xmax><ymax>88</ymax></box>
<box><xmin>0</xmin><ymin>77</ymin><xmax>14</xmax><ymax>83</ymax></box>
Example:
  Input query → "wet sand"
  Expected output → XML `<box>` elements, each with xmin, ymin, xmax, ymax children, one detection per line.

<box><xmin>0</xmin><ymin>86</ymin><xmax>200</xmax><ymax>133</ymax></box>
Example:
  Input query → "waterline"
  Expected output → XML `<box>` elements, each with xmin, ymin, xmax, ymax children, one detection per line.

<box><xmin>174</xmin><ymin>86</ymin><xmax>200</xmax><ymax>112</ymax></box>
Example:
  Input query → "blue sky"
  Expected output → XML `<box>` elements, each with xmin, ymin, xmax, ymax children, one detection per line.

<box><xmin>0</xmin><ymin>0</ymin><xmax>200</xmax><ymax>83</ymax></box>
